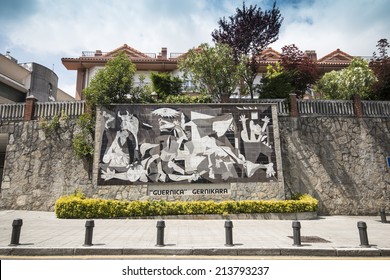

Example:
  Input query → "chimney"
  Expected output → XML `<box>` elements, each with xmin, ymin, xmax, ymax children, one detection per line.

<box><xmin>5</xmin><ymin>51</ymin><xmax>18</xmax><ymax>63</ymax></box>
<box><xmin>161</xmin><ymin>47</ymin><xmax>167</xmax><ymax>59</ymax></box>
<box><xmin>304</xmin><ymin>50</ymin><xmax>317</xmax><ymax>61</ymax></box>
<box><xmin>95</xmin><ymin>50</ymin><xmax>102</xmax><ymax>56</ymax></box>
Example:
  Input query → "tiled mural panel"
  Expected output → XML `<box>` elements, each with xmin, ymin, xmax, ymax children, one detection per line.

<box><xmin>98</xmin><ymin>104</ymin><xmax>277</xmax><ymax>185</ymax></box>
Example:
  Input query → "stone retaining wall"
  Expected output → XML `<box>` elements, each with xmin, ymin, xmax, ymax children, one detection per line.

<box><xmin>1</xmin><ymin>115</ymin><xmax>389</xmax><ymax>215</ymax></box>
<box><xmin>0</xmin><ymin>121</ymin><xmax>93</xmax><ymax>210</ymax></box>
<box><xmin>279</xmin><ymin>117</ymin><xmax>390</xmax><ymax>215</ymax></box>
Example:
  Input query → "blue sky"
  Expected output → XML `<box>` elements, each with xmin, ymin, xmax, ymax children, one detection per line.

<box><xmin>1</xmin><ymin>0</ymin><xmax>389</xmax><ymax>97</ymax></box>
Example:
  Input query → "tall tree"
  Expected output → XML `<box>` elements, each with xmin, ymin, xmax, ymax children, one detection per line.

<box><xmin>178</xmin><ymin>43</ymin><xmax>239</xmax><ymax>103</ymax></box>
<box><xmin>370</xmin><ymin>38</ymin><xmax>390</xmax><ymax>100</ymax></box>
<box><xmin>212</xmin><ymin>1</ymin><xmax>283</xmax><ymax>99</ymax></box>
<box><xmin>281</xmin><ymin>44</ymin><xmax>319</xmax><ymax>97</ymax></box>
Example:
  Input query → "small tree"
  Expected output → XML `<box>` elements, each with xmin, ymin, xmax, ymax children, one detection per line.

<box><xmin>281</xmin><ymin>44</ymin><xmax>318</xmax><ymax>97</ymax></box>
<box><xmin>83</xmin><ymin>51</ymin><xmax>136</xmax><ymax>107</ymax></box>
<box><xmin>315</xmin><ymin>58</ymin><xmax>376</xmax><ymax>100</ymax></box>
<box><xmin>150</xmin><ymin>72</ymin><xmax>182</xmax><ymax>100</ymax></box>
<box><xmin>179</xmin><ymin>43</ymin><xmax>239</xmax><ymax>102</ymax></box>
<box><xmin>212</xmin><ymin>1</ymin><xmax>283</xmax><ymax>99</ymax></box>
<box><xmin>260</xmin><ymin>62</ymin><xmax>295</xmax><ymax>99</ymax></box>
<box><xmin>74</xmin><ymin>51</ymin><xmax>137</xmax><ymax>165</ymax></box>
<box><xmin>370</xmin><ymin>38</ymin><xmax>390</xmax><ymax>100</ymax></box>
<box><xmin>131</xmin><ymin>74</ymin><xmax>155</xmax><ymax>104</ymax></box>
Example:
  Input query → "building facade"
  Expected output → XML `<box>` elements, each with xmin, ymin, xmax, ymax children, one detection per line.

<box><xmin>0</xmin><ymin>52</ymin><xmax>74</xmax><ymax>103</ymax></box>
<box><xmin>62</xmin><ymin>44</ymin><xmax>357</xmax><ymax>100</ymax></box>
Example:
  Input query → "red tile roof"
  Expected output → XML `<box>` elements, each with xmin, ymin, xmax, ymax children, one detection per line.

<box><xmin>318</xmin><ymin>48</ymin><xmax>354</xmax><ymax>63</ymax></box>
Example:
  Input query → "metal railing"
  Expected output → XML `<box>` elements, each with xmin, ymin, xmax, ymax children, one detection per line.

<box><xmin>170</xmin><ymin>53</ymin><xmax>185</xmax><ymax>59</ymax></box>
<box><xmin>362</xmin><ymin>101</ymin><xmax>390</xmax><ymax>117</ymax></box>
<box><xmin>0</xmin><ymin>103</ymin><xmax>25</xmax><ymax>121</ymax></box>
<box><xmin>298</xmin><ymin>99</ymin><xmax>354</xmax><ymax>116</ymax></box>
<box><xmin>34</xmin><ymin>101</ymin><xmax>86</xmax><ymax>119</ymax></box>
<box><xmin>81</xmin><ymin>51</ymin><xmax>156</xmax><ymax>59</ymax></box>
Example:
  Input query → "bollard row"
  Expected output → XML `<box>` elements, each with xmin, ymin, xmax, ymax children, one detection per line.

<box><xmin>9</xmin><ymin>215</ymin><xmax>383</xmax><ymax>248</ymax></box>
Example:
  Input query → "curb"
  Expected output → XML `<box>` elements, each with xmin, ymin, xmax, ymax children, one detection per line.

<box><xmin>123</xmin><ymin>212</ymin><xmax>318</xmax><ymax>220</ymax></box>
<box><xmin>1</xmin><ymin>247</ymin><xmax>389</xmax><ymax>257</ymax></box>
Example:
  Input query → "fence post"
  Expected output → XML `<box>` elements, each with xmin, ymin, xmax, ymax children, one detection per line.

<box><xmin>352</xmin><ymin>94</ymin><xmax>363</xmax><ymax>118</ymax></box>
<box><xmin>24</xmin><ymin>95</ymin><xmax>37</xmax><ymax>121</ymax></box>
<box><xmin>289</xmin><ymin>93</ymin><xmax>299</xmax><ymax>117</ymax></box>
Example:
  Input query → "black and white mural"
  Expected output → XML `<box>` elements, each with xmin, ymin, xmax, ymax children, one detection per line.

<box><xmin>98</xmin><ymin>104</ymin><xmax>277</xmax><ymax>185</ymax></box>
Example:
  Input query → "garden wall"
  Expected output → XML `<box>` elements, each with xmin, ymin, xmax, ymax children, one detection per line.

<box><xmin>279</xmin><ymin>117</ymin><xmax>390</xmax><ymax>214</ymax></box>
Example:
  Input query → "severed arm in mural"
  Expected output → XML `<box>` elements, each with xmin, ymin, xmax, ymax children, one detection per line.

<box><xmin>101</xmin><ymin>164</ymin><xmax>148</xmax><ymax>182</ymax></box>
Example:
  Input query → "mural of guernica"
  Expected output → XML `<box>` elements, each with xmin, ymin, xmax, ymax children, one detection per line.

<box><xmin>98</xmin><ymin>104</ymin><xmax>278</xmax><ymax>185</ymax></box>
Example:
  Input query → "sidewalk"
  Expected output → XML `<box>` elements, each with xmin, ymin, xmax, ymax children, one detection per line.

<box><xmin>0</xmin><ymin>210</ymin><xmax>389</xmax><ymax>257</ymax></box>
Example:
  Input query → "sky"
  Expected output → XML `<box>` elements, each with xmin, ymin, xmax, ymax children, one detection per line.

<box><xmin>1</xmin><ymin>0</ymin><xmax>389</xmax><ymax>98</ymax></box>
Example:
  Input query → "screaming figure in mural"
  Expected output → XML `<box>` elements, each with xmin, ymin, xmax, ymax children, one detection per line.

<box><xmin>99</xmin><ymin>105</ymin><xmax>276</xmax><ymax>185</ymax></box>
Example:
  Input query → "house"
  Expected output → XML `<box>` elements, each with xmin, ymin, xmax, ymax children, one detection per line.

<box><xmin>61</xmin><ymin>44</ymin><xmax>357</xmax><ymax>100</ymax></box>
<box><xmin>0</xmin><ymin>52</ymin><xmax>74</xmax><ymax>104</ymax></box>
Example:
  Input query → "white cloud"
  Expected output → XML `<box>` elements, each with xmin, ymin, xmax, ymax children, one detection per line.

<box><xmin>270</xmin><ymin>0</ymin><xmax>390</xmax><ymax>57</ymax></box>
<box><xmin>1</xmin><ymin>0</ymin><xmax>389</xmax><ymax>95</ymax></box>
<box><xmin>3</xmin><ymin>0</ymin><xmax>222</xmax><ymax>56</ymax></box>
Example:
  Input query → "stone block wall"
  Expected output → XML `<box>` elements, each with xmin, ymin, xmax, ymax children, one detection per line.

<box><xmin>279</xmin><ymin>117</ymin><xmax>390</xmax><ymax>215</ymax></box>
<box><xmin>1</xmin><ymin>114</ymin><xmax>389</xmax><ymax>215</ymax></box>
<box><xmin>0</xmin><ymin>121</ymin><xmax>93</xmax><ymax>211</ymax></box>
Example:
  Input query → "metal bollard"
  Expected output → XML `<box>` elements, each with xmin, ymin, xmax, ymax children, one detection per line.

<box><xmin>224</xmin><ymin>220</ymin><xmax>234</xmax><ymax>246</ymax></box>
<box><xmin>357</xmin><ymin>221</ymin><xmax>370</xmax><ymax>247</ymax></box>
<box><xmin>156</xmin><ymin>220</ymin><xmax>165</xmax><ymax>247</ymax></box>
<box><xmin>9</xmin><ymin>219</ymin><xmax>23</xmax><ymax>246</ymax></box>
<box><xmin>380</xmin><ymin>208</ymin><xmax>387</xmax><ymax>223</ymax></box>
<box><xmin>83</xmin><ymin>220</ymin><xmax>95</xmax><ymax>246</ymax></box>
<box><xmin>292</xmin><ymin>221</ymin><xmax>302</xmax><ymax>246</ymax></box>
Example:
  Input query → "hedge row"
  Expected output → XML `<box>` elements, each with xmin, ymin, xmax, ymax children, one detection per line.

<box><xmin>54</xmin><ymin>193</ymin><xmax>318</xmax><ymax>219</ymax></box>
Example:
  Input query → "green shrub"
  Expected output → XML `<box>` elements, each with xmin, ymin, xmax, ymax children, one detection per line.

<box><xmin>55</xmin><ymin>193</ymin><xmax>318</xmax><ymax>219</ymax></box>
<box><xmin>163</xmin><ymin>94</ymin><xmax>213</xmax><ymax>104</ymax></box>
